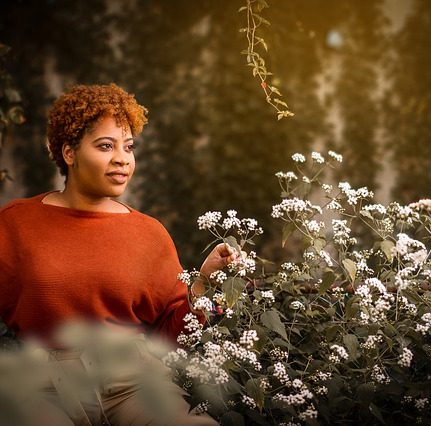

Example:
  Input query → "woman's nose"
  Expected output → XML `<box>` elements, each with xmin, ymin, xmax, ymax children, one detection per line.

<box><xmin>112</xmin><ymin>149</ymin><xmax>130</xmax><ymax>165</ymax></box>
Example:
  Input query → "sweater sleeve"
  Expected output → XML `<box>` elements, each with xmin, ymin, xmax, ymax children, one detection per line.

<box><xmin>0</xmin><ymin>207</ymin><xmax>19</xmax><ymax>315</ymax></box>
<box><xmin>148</xmin><ymin>222</ymin><xmax>205</xmax><ymax>343</ymax></box>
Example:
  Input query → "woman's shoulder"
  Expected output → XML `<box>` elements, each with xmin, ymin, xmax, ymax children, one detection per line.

<box><xmin>0</xmin><ymin>193</ymin><xmax>44</xmax><ymax>216</ymax></box>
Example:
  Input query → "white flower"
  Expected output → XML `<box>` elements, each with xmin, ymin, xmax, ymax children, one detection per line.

<box><xmin>332</xmin><ymin>219</ymin><xmax>356</xmax><ymax>246</ymax></box>
<box><xmin>239</xmin><ymin>330</ymin><xmax>259</xmax><ymax>349</ymax></box>
<box><xmin>318</xmin><ymin>250</ymin><xmax>333</xmax><ymax>267</ymax></box>
<box><xmin>271</xmin><ymin>198</ymin><xmax>322</xmax><ymax>218</ymax></box>
<box><xmin>270</xmin><ymin>348</ymin><xmax>289</xmax><ymax>361</ymax></box>
<box><xmin>338</xmin><ymin>182</ymin><xmax>373</xmax><ymax>206</ymax></box>
<box><xmin>392</xmin><ymin>233</ymin><xmax>428</xmax><ymax>266</ymax></box>
<box><xmin>329</xmin><ymin>344</ymin><xmax>349</xmax><ymax>363</ymax></box>
<box><xmin>222</xmin><ymin>341</ymin><xmax>262</xmax><ymax>370</ymax></box>
<box><xmin>398</xmin><ymin>347</ymin><xmax>413</xmax><ymax>368</ymax></box>
<box><xmin>193</xmin><ymin>296</ymin><xmax>213</xmax><ymax>312</ymax></box>
<box><xmin>328</xmin><ymin>150</ymin><xmax>343</xmax><ymax>162</ymax></box>
<box><xmin>273</xmin><ymin>362</ymin><xmax>290</xmax><ymax>385</ymax></box>
<box><xmin>177</xmin><ymin>270</ymin><xmax>191</xmax><ymax>285</ymax></box>
<box><xmin>292</xmin><ymin>153</ymin><xmax>306</xmax><ymax>163</ymax></box>
<box><xmin>311</xmin><ymin>151</ymin><xmax>325</xmax><ymax>164</ymax></box>
<box><xmin>305</xmin><ymin>220</ymin><xmax>325</xmax><ymax>235</ymax></box>
<box><xmin>371</xmin><ymin>365</ymin><xmax>390</xmax><ymax>385</ymax></box>
<box><xmin>276</xmin><ymin>171</ymin><xmax>298</xmax><ymax>181</ymax></box>
<box><xmin>360</xmin><ymin>334</ymin><xmax>383</xmax><ymax>350</ymax></box>
<box><xmin>326</xmin><ymin>199</ymin><xmax>343</xmax><ymax>211</ymax></box>
<box><xmin>298</xmin><ymin>404</ymin><xmax>318</xmax><ymax>420</ymax></box>
<box><xmin>415</xmin><ymin>398</ymin><xmax>429</xmax><ymax>410</ymax></box>
<box><xmin>322</xmin><ymin>184</ymin><xmax>333</xmax><ymax>193</ymax></box>
<box><xmin>363</xmin><ymin>203</ymin><xmax>387</xmax><ymax>215</ymax></box>
<box><xmin>210</xmin><ymin>270</ymin><xmax>227</xmax><ymax>284</ymax></box>
<box><xmin>261</xmin><ymin>290</ymin><xmax>275</xmax><ymax>304</ymax></box>
<box><xmin>314</xmin><ymin>386</ymin><xmax>328</xmax><ymax>395</ymax></box>
<box><xmin>193</xmin><ymin>401</ymin><xmax>210</xmax><ymax>415</ymax></box>
<box><xmin>185</xmin><ymin>342</ymin><xmax>229</xmax><ymax>384</ymax></box>
<box><xmin>415</xmin><ymin>312</ymin><xmax>431</xmax><ymax>335</ymax></box>
<box><xmin>225</xmin><ymin>308</ymin><xmax>234</xmax><ymax>318</ymax></box>
<box><xmin>197</xmin><ymin>211</ymin><xmax>222</xmax><ymax>230</ymax></box>
<box><xmin>241</xmin><ymin>395</ymin><xmax>256</xmax><ymax>409</ymax></box>
<box><xmin>291</xmin><ymin>301</ymin><xmax>305</xmax><ymax>310</ymax></box>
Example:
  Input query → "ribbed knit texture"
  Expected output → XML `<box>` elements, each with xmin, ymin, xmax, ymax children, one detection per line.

<box><xmin>0</xmin><ymin>193</ymin><xmax>195</xmax><ymax>346</ymax></box>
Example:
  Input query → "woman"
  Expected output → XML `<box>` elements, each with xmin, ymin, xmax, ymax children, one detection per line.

<box><xmin>0</xmin><ymin>83</ymin><xmax>236</xmax><ymax>425</ymax></box>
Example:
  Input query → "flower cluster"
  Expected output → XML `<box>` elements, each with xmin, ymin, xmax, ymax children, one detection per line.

<box><xmin>193</xmin><ymin>296</ymin><xmax>213</xmax><ymax>312</ymax></box>
<box><xmin>328</xmin><ymin>150</ymin><xmax>343</xmax><ymax>162</ymax></box>
<box><xmin>329</xmin><ymin>345</ymin><xmax>349</xmax><ymax>363</ymax></box>
<box><xmin>371</xmin><ymin>364</ymin><xmax>390</xmax><ymax>385</ymax></box>
<box><xmin>398</xmin><ymin>347</ymin><xmax>413</xmax><ymax>368</ymax></box>
<box><xmin>355</xmin><ymin>278</ymin><xmax>394</xmax><ymax>324</ymax></box>
<box><xmin>239</xmin><ymin>330</ymin><xmax>259</xmax><ymax>349</ymax></box>
<box><xmin>209</xmin><ymin>270</ymin><xmax>227</xmax><ymax>284</ymax></box>
<box><xmin>292</xmin><ymin>153</ymin><xmax>306</xmax><ymax>163</ymax></box>
<box><xmin>392</xmin><ymin>233</ymin><xmax>428</xmax><ymax>266</ymax></box>
<box><xmin>273</xmin><ymin>362</ymin><xmax>291</xmax><ymax>385</ymax></box>
<box><xmin>185</xmin><ymin>342</ymin><xmax>229</xmax><ymax>384</ymax></box>
<box><xmin>222</xmin><ymin>341</ymin><xmax>262</xmax><ymax>370</ymax></box>
<box><xmin>177</xmin><ymin>313</ymin><xmax>203</xmax><ymax>348</ymax></box>
<box><xmin>416</xmin><ymin>313</ymin><xmax>431</xmax><ymax>335</ymax></box>
<box><xmin>332</xmin><ymin>219</ymin><xmax>357</xmax><ymax>246</ymax></box>
<box><xmin>338</xmin><ymin>182</ymin><xmax>373</xmax><ymax>206</ymax></box>
<box><xmin>197</xmin><ymin>211</ymin><xmax>222</xmax><ymax>230</ymax></box>
<box><xmin>275</xmin><ymin>171</ymin><xmax>298</xmax><ymax>181</ymax></box>
<box><xmin>360</xmin><ymin>334</ymin><xmax>383</xmax><ymax>350</ymax></box>
<box><xmin>271</xmin><ymin>198</ymin><xmax>322</xmax><ymax>219</ymax></box>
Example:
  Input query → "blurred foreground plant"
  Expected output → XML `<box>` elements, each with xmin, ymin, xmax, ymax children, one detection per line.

<box><xmin>169</xmin><ymin>150</ymin><xmax>431</xmax><ymax>425</ymax></box>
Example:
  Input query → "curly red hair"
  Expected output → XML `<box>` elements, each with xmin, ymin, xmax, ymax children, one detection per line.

<box><xmin>47</xmin><ymin>83</ymin><xmax>148</xmax><ymax>176</ymax></box>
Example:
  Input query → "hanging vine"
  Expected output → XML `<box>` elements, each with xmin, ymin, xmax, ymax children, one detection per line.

<box><xmin>239</xmin><ymin>0</ymin><xmax>294</xmax><ymax>120</ymax></box>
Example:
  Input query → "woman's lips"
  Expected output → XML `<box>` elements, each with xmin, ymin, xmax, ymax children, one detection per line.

<box><xmin>106</xmin><ymin>173</ymin><xmax>128</xmax><ymax>184</ymax></box>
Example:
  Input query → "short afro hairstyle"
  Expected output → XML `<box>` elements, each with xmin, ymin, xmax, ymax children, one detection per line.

<box><xmin>47</xmin><ymin>83</ymin><xmax>148</xmax><ymax>176</ymax></box>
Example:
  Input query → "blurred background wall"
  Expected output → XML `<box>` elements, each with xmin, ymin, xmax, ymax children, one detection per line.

<box><xmin>0</xmin><ymin>0</ymin><xmax>430</xmax><ymax>267</ymax></box>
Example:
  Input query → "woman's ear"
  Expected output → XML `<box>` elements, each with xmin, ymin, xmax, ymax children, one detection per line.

<box><xmin>62</xmin><ymin>144</ymin><xmax>75</xmax><ymax>167</ymax></box>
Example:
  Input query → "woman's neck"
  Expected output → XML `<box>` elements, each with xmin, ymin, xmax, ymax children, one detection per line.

<box><xmin>43</xmin><ymin>188</ymin><xmax>130</xmax><ymax>213</ymax></box>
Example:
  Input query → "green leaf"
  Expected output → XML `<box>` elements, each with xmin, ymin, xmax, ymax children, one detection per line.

<box><xmin>357</xmin><ymin>383</ymin><xmax>375</xmax><ymax>405</ymax></box>
<box><xmin>223</xmin><ymin>235</ymin><xmax>242</xmax><ymax>255</ymax></box>
<box><xmin>342</xmin><ymin>259</ymin><xmax>357</xmax><ymax>282</ymax></box>
<box><xmin>261</xmin><ymin>310</ymin><xmax>287</xmax><ymax>340</ymax></box>
<box><xmin>282</xmin><ymin>222</ymin><xmax>296</xmax><ymax>247</ymax></box>
<box><xmin>369</xmin><ymin>403</ymin><xmax>386</xmax><ymax>425</ymax></box>
<box><xmin>222</xmin><ymin>277</ymin><xmax>246</xmax><ymax>308</ymax></box>
<box><xmin>325</xmin><ymin>325</ymin><xmax>341</xmax><ymax>342</ymax></box>
<box><xmin>345</xmin><ymin>297</ymin><xmax>360</xmax><ymax>320</ymax></box>
<box><xmin>245</xmin><ymin>378</ymin><xmax>265</xmax><ymax>411</ymax></box>
<box><xmin>221</xmin><ymin>411</ymin><xmax>245</xmax><ymax>426</ymax></box>
<box><xmin>313</xmin><ymin>237</ymin><xmax>326</xmax><ymax>252</ymax></box>
<box><xmin>343</xmin><ymin>334</ymin><xmax>359</xmax><ymax>360</ymax></box>
<box><xmin>360</xmin><ymin>209</ymin><xmax>373</xmax><ymax>220</ymax></box>
<box><xmin>319</xmin><ymin>270</ymin><xmax>335</xmax><ymax>294</ymax></box>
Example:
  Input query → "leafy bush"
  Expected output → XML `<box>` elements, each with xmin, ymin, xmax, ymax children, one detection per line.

<box><xmin>168</xmin><ymin>150</ymin><xmax>431</xmax><ymax>425</ymax></box>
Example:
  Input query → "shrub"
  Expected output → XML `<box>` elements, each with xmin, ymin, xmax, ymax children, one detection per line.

<box><xmin>168</xmin><ymin>150</ymin><xmax>431</xmax><ymax>425</ymax></box>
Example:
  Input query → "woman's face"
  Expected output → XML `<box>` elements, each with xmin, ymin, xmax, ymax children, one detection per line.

<box><xmin>64</xmin><ymin>115</ymin><xmax>136</xmax><ymax>199</ymax></box>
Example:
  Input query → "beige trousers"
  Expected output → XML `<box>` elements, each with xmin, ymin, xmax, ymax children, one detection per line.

<box><xmin>7</xmin><ymin>346</ymin><xmax>219</xmax><ymax>426</ymax></box>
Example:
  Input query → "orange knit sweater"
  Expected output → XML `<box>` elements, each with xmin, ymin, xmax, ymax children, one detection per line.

<box><xmin>0</xmin><ymin>193</ymin><xmax>196</xmax><ymax>346</ymax></box>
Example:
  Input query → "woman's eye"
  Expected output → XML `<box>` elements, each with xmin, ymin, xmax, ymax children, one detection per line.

<box><xmin>99</xmin><ymin>143</ymin><xmax>113</xmax><ymax>151</ymax></box>
<box><xmin>125</xmin><ymin>144</ymin><xmax>135</xmax><ymax>152</ymax></box>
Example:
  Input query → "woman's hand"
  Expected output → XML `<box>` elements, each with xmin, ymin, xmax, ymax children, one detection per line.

<box><xmin>200</xmin><ymin>243</ymin><xmax>239</xmax><ymax>278</ymax></box>
<box><xmin>191</xmin><ymin>243</ymin><xmax>244</xmax><ymax>298</ymax></box>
